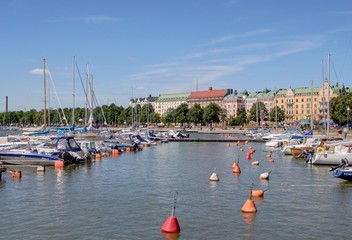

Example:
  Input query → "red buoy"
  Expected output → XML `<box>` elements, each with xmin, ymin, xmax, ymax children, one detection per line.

<box><xmin>161</xmin><ymin>192</ymin><xmax>180</xmax><ymax>233</ymax></box>
<box><xmin>161</xmin><ymin>216</ymin><xmax>180</xmax><ymax>233</ymax></box>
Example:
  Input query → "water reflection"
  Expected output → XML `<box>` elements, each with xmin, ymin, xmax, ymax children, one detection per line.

<box><xmin>161</xmin><ymin>232</ymin><xmax>180</xmax><ymax>240</ymax></box>
<box><xmin>242</xmin><ymin>212</ymin><xmax>256</xmax><ymax>239</ymax></box>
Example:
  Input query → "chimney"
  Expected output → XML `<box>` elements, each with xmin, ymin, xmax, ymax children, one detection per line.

<box><xmin>208</xmin><ymin>87</ymin><xmax>212</xmax><ymax>92</ymax></box>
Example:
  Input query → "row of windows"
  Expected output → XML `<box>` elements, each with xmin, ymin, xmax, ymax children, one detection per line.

<box><xmin>280</xmin><ymin>97</ymin><xmax>318</xmax><ymax>103</ymax></box>
<box><xmin>287</xmin><ymin>110</ymin><xmax>318</xmax><ymax>115</ymax></box>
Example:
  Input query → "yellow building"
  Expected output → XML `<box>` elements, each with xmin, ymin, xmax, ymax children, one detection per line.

<box><xmin>275</xmin><ymin>81</ymin><xmax>340</xmax><ymax>124</ymax></box>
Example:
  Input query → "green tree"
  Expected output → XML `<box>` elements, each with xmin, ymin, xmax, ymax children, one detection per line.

<box><xmin>118</xmin><ymin>107</ymin><xmax>132</xmax><ymax>125</ymax></box>
<box><xmin>330</xmin><ymin>92</ymin><xmax>352</xmax><ymax>125</ymax></box>
<box><xmin>163</xmin><ymin>108</ymin><xmax>177</xmax><ymax>127</ymax></box>
<box><xmin>149</xmin><ymin>112</ymin><xmax>161</xmax><ymax>125</ymax></box>
<box><xmin>235</xmin><ymin>108</ymin><xmax>248</xmax><ymax>126</ymax></box>
<box><xmin>203</xmin><ymin>103</ymin><xmax>222</xmax><ymax>128</ymax></box>
<box><xmin>187</xmin><ymin>103</ymin><xmax>203</xmax><ymax>126</ymax></box>
<box><xmin>248</xmin><ymin>102</ymin><xmax>268</xmax><ymax>124</ymax></box>
<box><xmin>140</xmin><ymin>103</ymin><xmax>154</xmax><ymax>125</ymax></box>
<box><xmin>269</xmin><ymin>106</ymin><xmax>285</xmax><ymax>122</ymax></box>
<box><xmin>175</xmin><ymin>103</ymin><xmax>189</xmax><ymax>126</ymax></box>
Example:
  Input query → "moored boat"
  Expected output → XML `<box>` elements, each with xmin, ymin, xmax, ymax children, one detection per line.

<box><xmin>0</xmin><ymin>151</ymin><xmax>64</xmax><ymax>166</ymax></box>
<box><xmin>310</xmin><ymin>141</ymin><xmax>352</xmax><ymax>165</ymax></box>
<box><xmin>330</xmin><ymin>158</ymin><xmax>352</xmax><ymax>181</ymax></box>
<box><xmin>0</xmin><ymin>135</ymin><xmax>89</xmax><ymax>166</ymax></box>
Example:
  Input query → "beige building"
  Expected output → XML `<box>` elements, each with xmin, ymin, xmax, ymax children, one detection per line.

<box><xmin>154</xmin><ymin>92</ymin><xmax>190</xmax><ymax>116</ymax></box>
<box><xmin>222</xmin><ymin>94</ymin><xmax>245</xmax><ymax>117</ymax></box>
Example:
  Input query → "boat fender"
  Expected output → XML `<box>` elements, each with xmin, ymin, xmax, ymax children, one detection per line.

<box><xmin>316</xmin><ymin>147</ymin><xmax>325</xmax><ymax>154</ymax></box>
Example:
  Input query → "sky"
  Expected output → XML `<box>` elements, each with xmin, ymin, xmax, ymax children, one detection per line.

<box><xmin>1</xmin><ymin>0</ymin><xmax>352</xmax><ymax>111</ymax></box>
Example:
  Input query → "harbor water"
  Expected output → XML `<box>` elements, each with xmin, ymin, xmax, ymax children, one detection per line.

<box><xmin>1</xmin><ymin>135</ymin><xmax>352</xmax><ymax>239</ymax></box>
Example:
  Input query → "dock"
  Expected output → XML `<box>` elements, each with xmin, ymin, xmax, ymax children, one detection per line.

<box><xmin>168</xmin><ymin>138</ymin><xmax>265</xmax><ymax>143</ymax></box>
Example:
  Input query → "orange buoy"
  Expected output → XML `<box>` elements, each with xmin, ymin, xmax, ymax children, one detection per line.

<box><xmin>251</xmin><ymin>189</ymin><xmax>265</xmax><ymax>197</ymax></box>
<box><xmin>55</xmin><ymin>160</ymin><xmax>64</xmax><ymax>168</ymax></box>
<box><xmin>231</xmin><ymin>162</ymin><xmax>238</xmax><ymax>169</ymax></box>
<box><xmin>105</xmin><ymin>151</ymin><xmax>110</xmax><ymax>157</ymax></box>
<box><xmin>232</xmin><ymin>160</ymin><xmax>241</xmax><ymax>173</ymax></box>
<box><xmin>245</xmin><ymin>140</ymin><xmax>249</xmax><ymax>144</ymax></box>
<box><xmin>126</xmin><ymin>147</ymin><xmax>131</xmax><ymax>152</ymax></box>
<box><xmin>266</xmin><ymin>153</ymin><xmax>271</xmax><ymax>158</ymax></box>
<box><xmin>245</xmin><ymin>153</ymin><xmax>251</xmax><ymax>160</ymax></box>
<box><xmin>233</xmin><ymin>164</ymin><xmax>241</xmax><ymax>173</ymax></box>
<box><xmin>12</xmin><ymin>170</ymin><xmax>22</xmax><ymax>179</ymax></box>
<box><xmin>241</xmin><ymin>198</ymin><xmax>257</xmax><ymax>213</ymax></box>
<box><xmin>112</xmin><ymin>149</ymin><xmax>119</xmax><ymax>155</ymax></box>
<box><xmin>161</xmin><ymin>192</ymin><xmax>180</xmax><ymax>233</ymax></box>
<box><xmin>95</xmin><ymin>153</ymin><xmax>102</xmax><ymax>159</ymax></box>
<box><xmin>226</xmin><ymin>143</ymin><xmax>230</xmax><ymax>147</ymax></box>
<box><xmin>269</xmin><ymin>159</ymin><xmax>275</xmax><ymax>163</ymax></box>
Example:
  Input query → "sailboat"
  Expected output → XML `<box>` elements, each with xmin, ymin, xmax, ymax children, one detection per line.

<box><xmin>22</xmin><ymin>58</ymin><xmax>50</xmax><ymax>136</ymax></box>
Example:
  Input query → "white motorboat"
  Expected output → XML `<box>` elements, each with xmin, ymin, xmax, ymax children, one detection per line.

<box><xmin>311</xmin><ymin>143</ymin><xmax>352</xmax><ymax>165</ymax></box>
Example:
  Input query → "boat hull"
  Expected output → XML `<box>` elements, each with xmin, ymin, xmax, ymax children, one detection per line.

<box><xmin>291</xmin><ymin>147</ymin><xmax>312</xmax><ymax>158</ymax></box>
<box><xmin>0</xmin><ymin>152</ymin><xmax>63</xmax><ymax>166</ymax></box>
<box><xmin>312</xmin><ymin>152</ymin><xmax>352</xmax><ymax>165</ymax></box>
<box><xmin>332</xmin><ymin>169</ymin><xmax>352</xmax><ymax>181</ymax></box>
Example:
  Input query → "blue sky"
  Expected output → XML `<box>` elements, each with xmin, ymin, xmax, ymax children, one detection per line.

<box><xmin>1</xmin><ymin>0</ymin><xmax>352</xmax><ymax>111</ymax></box>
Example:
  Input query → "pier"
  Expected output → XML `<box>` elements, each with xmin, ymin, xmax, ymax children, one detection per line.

<box><xmin>168</xmin><ymin>138</ymin><xmax>265</xmax><ymax>143</ymax></box>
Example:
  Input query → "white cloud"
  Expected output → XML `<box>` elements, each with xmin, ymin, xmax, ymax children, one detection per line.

<box><xmin>203</xmin><ymin>29</ymin><xmax>271</xmax><ymax>46</ymax></box>
<box><xmin>29</xmin><ymin>68</ymin><xmax>45</xmax><ymax>75</ymax></box>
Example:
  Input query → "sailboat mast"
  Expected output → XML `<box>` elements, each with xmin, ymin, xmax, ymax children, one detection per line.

<box><xmin>321</xmin><ymin>59</ymin><xmax>325</xmax><ymax>135</ymax></box>
<box><xmin>72</xmin><ymin>56</ymin><xmax>76</xmax><ymax>125</ymax></box>
<box><xmin>43</xmin><ymin>58</ymin><xmax>47</xmax><ymax>127</ymax></box>
<box><xmin>327</xmin><ymin>53</ymin><xmax>331</xmax><ymax>136</ymax></box>
<box><xmin>310</xmin><ymin>80</ymin><xmax>313</xmax><ymax>130</ymax></box>
<box><xmin>90</xmin><ymin>74</ymin><xmax>94</xmax><ymax>123</ymax></box>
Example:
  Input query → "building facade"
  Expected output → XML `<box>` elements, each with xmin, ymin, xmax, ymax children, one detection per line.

<box><xmin>134</xmin><ymin>82</ymin><xmax>347</xmax><ymax>124</ymax></box>
<box><xmin>154</xmin><ymin>92</ymin><xmax>190</xmax><ymax>116</ymax></box>
<box><xmin>187</xmin><ymin>87</ymin><xmax>233</xmax><ymax>108</ymax></box>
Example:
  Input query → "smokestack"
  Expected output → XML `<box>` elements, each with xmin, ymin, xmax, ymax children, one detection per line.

<box><xmin>5</xmin><ymin>96</ymin><xmax>8</xmax><ymax>112</ymax></box>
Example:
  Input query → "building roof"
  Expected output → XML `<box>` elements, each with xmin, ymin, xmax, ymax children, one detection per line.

<box><xmin>155</xmin><ymin>92</ymin><xmax>190</xmax><ymax>102</ymax></box>
<box><xmin>188</xmin><ymin>87</ymin><xmax>230</xmax><ymax>100</ymax></box>
<box><xmin>293</xmin><ymin>87</ymin><xmax>320</xmax><ymax>95</ymax></box>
